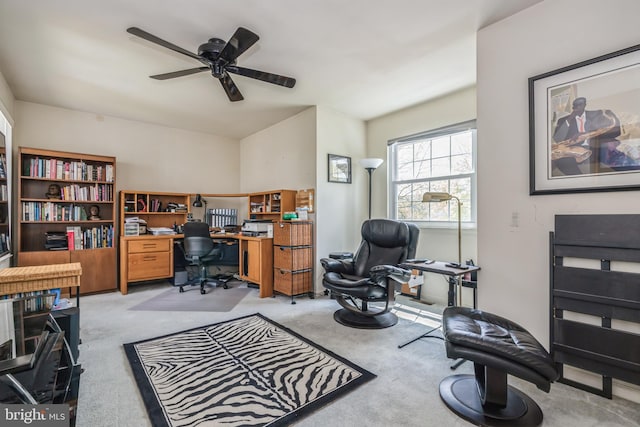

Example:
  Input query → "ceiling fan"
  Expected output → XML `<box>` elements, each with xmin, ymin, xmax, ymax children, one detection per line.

<box><xmin>126</xmin><ymin>26</ymin><xmax>296</xmax><ymax>102</ymax></box>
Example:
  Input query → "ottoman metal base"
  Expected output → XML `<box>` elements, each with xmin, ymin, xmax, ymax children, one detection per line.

<box><xmin>439</xmin><ymin>374</ymin><xmax>543</xmax><ymax>427</ymax></box>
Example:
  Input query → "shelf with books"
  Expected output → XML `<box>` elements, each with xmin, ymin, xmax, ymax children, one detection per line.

<box><xmin>247</xmin><ymin>190</ymin><xmax>297</xmax><ymax>220</ymax></box>
<box><xmin>119</xmin><ymin>191</ymin><xmax>190</xmax><ymax>232</ymax></box>
<box><xmin>18</xmin><ymin>148</ymin><xmax>117</xmax><ymax>295</ymax></box>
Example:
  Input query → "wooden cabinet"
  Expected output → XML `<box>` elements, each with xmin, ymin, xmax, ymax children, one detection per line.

<box><xmin>118</xmin><ymin>191</ymin><xmax>190</xmax><ymax>294</ymax></box>
<box><xmin>17</xmin><ymin>148</ymin><xmax>116</xmax><ymax>295</ymax></box>
<box><xmin>238</xmin><ymin>236</ymin><xmax>273</xmax><ymax>298</ymax></box>
<box><xmin>273</xmin><ymin>221</ymin><xmax>314</xmax><ymax>302</ymax></box>
<box><xmin>119</xmin><ymin>236</ymin><xmax>173</xmax><ymax>294</ymax></box>
<box><xmin>248</xmin><ymin>190</ymin><xmax>296</xmax><ymax>221</ymax></box>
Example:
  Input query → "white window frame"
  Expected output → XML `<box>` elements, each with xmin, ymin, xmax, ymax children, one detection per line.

<box><xmin>388</xmin><ymin>120</ymin><xmax>477</xmax><ymax>228</ymax></box>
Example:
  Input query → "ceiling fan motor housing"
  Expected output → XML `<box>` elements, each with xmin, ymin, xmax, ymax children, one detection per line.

<box><xmin>198</xmin><ymin>38</ymin><xmax>226</xmax><ymax>59</ymax></box>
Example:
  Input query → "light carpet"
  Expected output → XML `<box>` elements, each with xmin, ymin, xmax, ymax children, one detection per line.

<box><xmin>123</xmin><ymin>313</ymin><xmax>376</xmax><ymax>427</ymax></box>
<box><xmin>128</xmin><ymin>282</ymin><xmax>251</xmax><ymax>312</ymax></box>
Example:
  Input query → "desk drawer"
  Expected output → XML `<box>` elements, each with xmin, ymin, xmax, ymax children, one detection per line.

<box><xmin>127</xmin><ymin>252</ymin><xmax>171</xmax><ymax>281</ymax></box>
<box><xmin>129</xmin><ymin>239</ymin><xmax>171</xmax><ymax>254</ymax></box>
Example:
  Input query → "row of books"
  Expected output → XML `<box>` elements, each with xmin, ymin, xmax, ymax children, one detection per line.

<box><xmin>46</xmin><ymin>225</ymin><xmax>115</xmax><ymax>250</ymax></box>
<box><xmin>0</xmin><ymin>153</ymin><xmax>6</xmax><ymax>179</ymax></box>
<box><xmin>56</xmin><ymin>183</ymin><xmax>113</xmax><ymax>202</ymax></box>
<box><xmin>22</xmin><ymin>202</ymin><xmax>101</xmax><ymax>221</ymax></box>
<box><xmin>0</xmin><ymin>232</ymin><xmax>10</xmax><ymax>253</ymax></box>
<box><xmin>24</xmin><ymin>157</ymin><xmax>114</xmax><ymax>182</ymax></box>
<box><xmin>0</xmin><ymin>291</ymin><xmax>58</xmax><ymax>313</ymax></box>
<box><xmin>70</xmin><ymin>225</ymin><xmax>114</xmax><ymax>249</ymax></box>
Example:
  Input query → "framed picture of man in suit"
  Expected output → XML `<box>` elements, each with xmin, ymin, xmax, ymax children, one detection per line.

<box><xmin>529</xmin><ymin>43</ymin><xmax>640</xmax><ymax>195</ymax></box>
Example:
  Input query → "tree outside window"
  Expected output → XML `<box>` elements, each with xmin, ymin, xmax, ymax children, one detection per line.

<box><xmin>390</xmin><ymin>121</ymin><xmax>476</xmax><ymax>224</ymax></box>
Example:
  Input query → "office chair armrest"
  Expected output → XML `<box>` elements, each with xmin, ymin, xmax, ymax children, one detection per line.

<box><xmin>320</xmin><ymin>258</ymin><xmax>355</xmax><ymax>275</ymax></box>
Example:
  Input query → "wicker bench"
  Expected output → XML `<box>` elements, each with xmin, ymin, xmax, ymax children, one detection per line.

<box><xmin>0</xmin><ymin>263</ymin><xmax>82</xmax><ymax>305</ymax></box>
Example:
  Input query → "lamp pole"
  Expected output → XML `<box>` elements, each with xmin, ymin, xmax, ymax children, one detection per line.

<box><xmin>365</xmin><ymin>167</ymin><xmax>374</xmax><ymax>219</ymax></box>
<box><xmin>359</xmin><ymin>158</ymin><xmax>384</xmax><ymax>219</ymax></box>
<box><xmin>452</xmin><ymin>195</ymin><xmax>461</xmax><ymax>266</ymax></box>
<box><xmin>451</xmin><ymin>195</ymin><xmax>462</xmax><ymax>306</ymax></box>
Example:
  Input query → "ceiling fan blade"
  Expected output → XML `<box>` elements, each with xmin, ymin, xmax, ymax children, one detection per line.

<box><xmin>219</xmin><ymin>72</ymin><xmax>244</xmax><ymax>102</ymax></box>
<box><xmin>219</xmin><ymin>27</ymin><xmax>260</xmax><ymax>62</ymax></box>
<box><xmin>127</xmin><ymin>27</ymin><xmax>201</xmax><ymax>61</ymax></box>
<box><xmin>150</xmin><ymin>67</ymin><xmax>209</xmax><ymax>80</ymax></box>
<box><xmin>226</xmin><ymin>66</ymin><xmax>296</xmax><ymax>88</ymax></box>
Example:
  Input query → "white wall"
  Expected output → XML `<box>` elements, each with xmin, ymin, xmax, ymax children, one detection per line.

<box><xmin>366</xmin><ymin>86</ymin><xmax>478</xmax><ymax>305</ymax></box>
<box><xmin>14</xmin><ymin>102</ymin><xmax>240</xmax><ymax>194</ymax></box>
<box><xmin>478</xmin><ymin>0</ymin><xmax>640</xmax><ymax>401</ymax></box>
<box><xmin>0</xmin><ymin>70</ymin><xmax>14</xmax><ymax>124</ymax></box>
<box><xmin>240</xmin><ymin>105</ymin><xmax>366</xmax><ymax>294</ymax></box>
<box><xmin>316</xmin><ymin>106</ymin><xmax>367</xmax><ymax>291</ymax></box>
<box><xmin>239</xmin><ymin>108</ymin><xmax>316</xmax><ymax>193</ymax></box>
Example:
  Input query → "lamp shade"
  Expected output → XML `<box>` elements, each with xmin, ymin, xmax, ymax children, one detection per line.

<box><xmin>192</xmin><ymin>194</ymin><xmax>203</xmax><ymax>207</ymax></box>
<box><xmin>422</xmin><ymin>192</ymin><xmax>454</xmax><ymax>203</ymax></box>
<box><xmin>360</xmin><ymin>158</ymin><xmax>384</xmax><ymax>169</ymax></box>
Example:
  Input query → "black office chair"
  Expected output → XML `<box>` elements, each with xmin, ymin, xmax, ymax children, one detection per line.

<box><xmin>179</xmin><ymin>221</ymin><xmax>228</xmax><ymax>294</ymax></box>
<box><xmin>0</xmin><ymin>329</ymin><xmax>65</xmax><ymax>404</ymax></box>
<box><xmin>320</xmin><ymin>219</ymin><xmax>419</xmax><ymax>329</ymax></box>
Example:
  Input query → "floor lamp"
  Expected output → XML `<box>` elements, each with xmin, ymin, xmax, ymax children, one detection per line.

<box><xmin>422</xmin><ymin>191</ymin><xmax>463</xmax><ymax>305</ymax></box>
<box><xmin>360</xmin><ymin>158</ymin><xmax>384</xmax><ymax>219</ymax></box>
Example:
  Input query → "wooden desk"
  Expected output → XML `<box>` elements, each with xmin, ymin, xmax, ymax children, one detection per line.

<box><xmin>119</xmin><ymin>233</ymin><xmax>273</xmax><ymax>297</ymax></box>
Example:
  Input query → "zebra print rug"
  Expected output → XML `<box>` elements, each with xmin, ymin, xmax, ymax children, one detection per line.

<box><xmin>124</xmin><ymin>313</ymin><xmax>375</xmax><ymax>427</ymax></box>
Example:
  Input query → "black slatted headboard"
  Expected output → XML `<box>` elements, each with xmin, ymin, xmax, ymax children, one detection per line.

<box><xmin>551</xmin><ymin>214</ymin><xmax>640</xmax><ymax>398</ymax></box>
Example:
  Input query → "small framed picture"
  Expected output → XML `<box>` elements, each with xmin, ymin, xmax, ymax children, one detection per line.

<box><xmin>328</xmin><ymin>154</ymin><xmax>352</xmax><ymax>183</ymax></box>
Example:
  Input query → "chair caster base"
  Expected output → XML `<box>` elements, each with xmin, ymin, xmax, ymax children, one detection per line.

<box><xmin>333</xmin><ymin>308</ymin><xmax>398</xmax><ymax>329</ymax></box>
<box><xmin>200</xmin><ymin>288</ymin><xmax>206</xmax><ymax>295</ymax></box>
<box><xmin>439</xmin><ymin>375</ymin><xmax>543</xmax><ymax>427</ymax></box>
<box><xmin>179</xmin><ymin>286</ymin><xmax>184</xmax><ymax>293</ymax></box>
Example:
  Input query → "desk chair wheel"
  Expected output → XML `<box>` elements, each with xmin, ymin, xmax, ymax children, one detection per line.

<box><xmin>200</xmin><ymin>286</ymin><xmax>206</xmax><ymax>295</ymax></box>
<box><xmin>179</xmin><ymin>286</ymin><xmax>185</xmax><ymax>293</ymax></box>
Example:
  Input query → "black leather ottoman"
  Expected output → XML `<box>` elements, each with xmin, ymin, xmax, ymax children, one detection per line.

<box><xmin>439</xmin><ymin>307</ymin><xmax>559</xmax><ymax>426</ymax></box>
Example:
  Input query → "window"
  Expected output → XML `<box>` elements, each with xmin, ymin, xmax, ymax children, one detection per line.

<box><xmin>389</xmin><ymin>120</ymin><xmax>476</xmax><ymax>225</ymax></box>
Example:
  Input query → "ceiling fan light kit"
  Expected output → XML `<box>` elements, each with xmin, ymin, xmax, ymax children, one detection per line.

<box><xmin>127</xmin><ymin>26</ymin><xmax>296</xmax><ymax>102</ymax></box>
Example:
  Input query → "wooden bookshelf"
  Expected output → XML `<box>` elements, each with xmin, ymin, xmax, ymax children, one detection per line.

<box><xmin>17</xmin><ymin>147</ymin><xmax>116</xmax><ymax>294</ymax></box>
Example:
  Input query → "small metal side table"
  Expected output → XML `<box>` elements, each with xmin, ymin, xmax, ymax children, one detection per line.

<box><xmin>396</xmin><ymin>260</ymin><xmax>480</xmax><ymax>350</ymax></box>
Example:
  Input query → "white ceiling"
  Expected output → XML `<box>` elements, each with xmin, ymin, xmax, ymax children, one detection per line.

<box><xmin>0</xmin><ymin>0</ymin><xmax>541</xmax><ymax>139</ymax></box>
